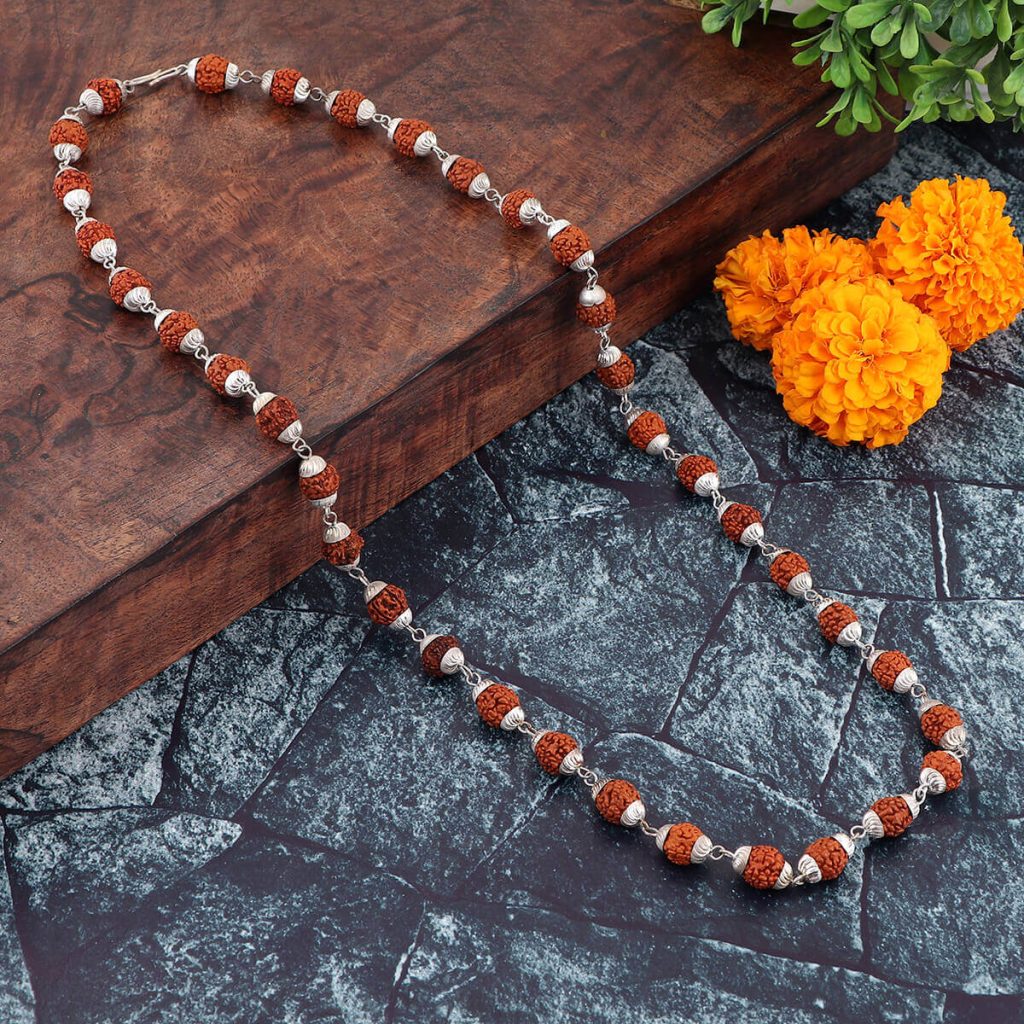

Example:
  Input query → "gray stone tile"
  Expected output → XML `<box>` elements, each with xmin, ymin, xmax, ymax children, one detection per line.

<box><xmin>268</xmin><ymin>457</ymin><xmax>514</xmax><ymax>613</ymax></box>
<box><xmin>943</xmin><ymin>122</ymin><xmax>1024</xmax><ymax>190</ymax></box>
<box><xmin>667</xmin><ymin>584</ymin><xmax>884</xmax><ymax>803</ymax></box>
<box><xmin>768</xmin><ymin>482</ymin><xmax>937</xmax><ymax>598</ymax></box>
<box><xmin>464</xmin><ymin>732</ymin><xmax>865</xmax><ymax>964</ymax></box>
<box><xmin>0</xmin><ymin>825</ymin><xmax>34</xmax><ymax>1023</ymax></box>
<box><xmin>0</xmin><ymin>660</ymin><xmax>186</xmax><ymax>812</ymax></box>
<box><xmin>157</xmin><ymin>607</ymin><xmax>370</xmax><ymax>818</ymax></box>
<box><xmin>865</xmin><ymin>817</ymin><xmax>1024</xmax><ymax>995</ymax></box>
<box><xmin>820</xmin><ymin>600</ymin><xmax>1019</xmax><ymax>821</ymax></box>
<box><xmin>479</xmin><ymin>338</ymin><xmax>758</xmax><ymax>524</ymax></box>
<box><xmin>5</xmin><ymin>808</ymin><xmax>240</xmax><ymax>963</ymax></box>
<box><xmin>936</xmin><ymin>485</ymin><xmax>1024</xmax><ymax>599</ymax></box>
<box><xmin>425</xmin><ymin>498</ymin><xmax>771</xmax><ymax>734</ymax></box>
<box><xmin>33</xmin><ymin>836</ymin><xmax>422</xmax><ymax>1024</ymax></box>
<box><xmin>248</xmin><ymin>638</ymin><xmax>595</xmax><ymax>894</ymax></box>
<box><xmin>690</xmin><ymin>349</ymin><xmax>1024</xmax><ymax>487</ymax></box>
<box><xmin>393</xmin><ymin>905</ymin><xmax>944</xmax><ymax>1024</ymax></box>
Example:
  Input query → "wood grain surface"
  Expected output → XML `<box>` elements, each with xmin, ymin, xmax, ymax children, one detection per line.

<box><xmin>0</xmin><ymin>0</ymin><xmax>898</xmax><ymax>778</ymax></box>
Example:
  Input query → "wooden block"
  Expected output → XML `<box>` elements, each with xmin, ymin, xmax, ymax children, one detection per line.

<box><xmin>0</xmin><ymin>0</ymin><xmax>898</xmax><ymax>777</ymax></box>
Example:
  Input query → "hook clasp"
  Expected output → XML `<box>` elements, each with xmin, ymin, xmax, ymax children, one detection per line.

<box><xmin>123</xmin><ymin>64</ymin><xmax>188</xmax><ymax>94</ymax></box>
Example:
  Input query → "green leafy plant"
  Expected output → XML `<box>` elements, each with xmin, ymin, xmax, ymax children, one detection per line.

<box><xmin>699</xmin><ymin>0</ymin><xmax>1024</xmax><ymax>134</ymax></box>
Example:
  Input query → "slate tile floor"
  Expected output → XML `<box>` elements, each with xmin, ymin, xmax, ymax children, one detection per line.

<box><xmin>3</xmin><ymin>122</ymin><xmax>1023</xmax><ymax>1023</ymax></box>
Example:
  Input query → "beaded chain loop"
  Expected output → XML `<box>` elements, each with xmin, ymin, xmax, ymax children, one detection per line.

<box><xmin>47</xmin><ymin>57</ymin><xmax>971</xmax><ymax>892</ymax></box>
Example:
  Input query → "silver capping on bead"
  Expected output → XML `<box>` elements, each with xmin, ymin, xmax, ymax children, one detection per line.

<box><xmin>440</xmin><ymin>153</ymin><xmax>459</xmax><ymax>178</ymax></box>
<box><xmin>646</xmin><ymin>433</ymin><xmax>671</xmax><ymax>457</ymax></box>
<box><xmin>293</xmin><ymin>77</ymin><xmax>311</xmax><ymax>103</ymax></box>
<box><xmin>654</xmin><ymin>824</ymin><xmax>671</xmax><ymax>851</ymax></box>
<box><xmin>299</xmin><ymin>455</ymin><xmax>327</xmax><ymax>478</ymax></box>
<box><xmin>186</xmin><ymin>57</ymin><xmax>200</xmax><ymax>83</ymax></box>
<box><xmin>774</xmin><ymin>860</ymin><xmax>794</xmax><ymax>890</ymax></box>
<box><xmin>79</xmin><ymin>87</ymin><xmax>105</xmax><ymax>116</ymax></box>
<box><xmin>620</xmin><ymin>799</ymin><xmax>646</xmax><ymax>828</ymax></box>
<box><xmin>570</xmin><ymin>250</ymin><xmax>596</xmax><ymax>273</ymax></box>
<box><xmin>837</xmin><ymin>620</ymin><xmax>863</xmax><ymax>646</ymax></box>
<box><xmin>259</xmin><ymin>69</ymin><xmax>275</xmax><ymax>94</ymax></box>
<box><xmin>385</xmin><ymin>116</ymin><xmax>402</xmax><ymax>141</ymax></box>
<box><xmin>413</xmin><ymin>129</ymin><xmax>437</xmax><ymax>157</ymax></box>
<box><xmin>786</xmin><ymin>571</ymin><xmax>813</xmax><ymax>596</ymax></box>
<box><xmin>471</xmin><ymin>679</ymin><xmax>494</xmax><ymax>702</ymax></box>
<box><xmin>834</xmin><ymin>832</ymin><xmax>855</xmax><ymax>857</ymax></box>
<box><xmin>224</xmin><ymin>63</ymin><xmax>240</xmax><ymax>89</ymax></box>
<box><xmin>597</xmin><ymin>345</ymin><xmax>622</xmax><ymax>369</ymax></box>
<box><xmin>179</xmin><ymin>328</ymin><xmax>205</xmax><ymax>355</ymax></box>
<box><xmin>739</xmin><ymin>522</ymin><xmax>764</xmax><ymax>547</ymax></box>
<box><xmin>579</xmin><ymin>284</ymin><xmax>607</xmax><ymax>308</ymax></box>
<box><xmin>901</xmin><ymin>792</ymin><xmax>921</xmax><ymax>820</ymax></box>
<box><xmin>323</xmin><ymin>521</ymin><xmax>351</xmax><ymax>544</ymax></box>
<box><xmin>467</xmin><ymin>172</ymin><xmax>491</xmax><ymax>198</ymax></box>
<box><xmin>252</xmin><ymin>391</ymin><xmax>276</xmax><ymax>415</ymax></box>
<box><xmin>62</xmin><ymin>188</ymin><xmax>91</xmax><ymax>213</ymax></box>
<box><xmin>277</xmin><ymin>419</ymin><xmax>304</xmax><ymax>445</ymax></box>
<box><xmin>545</xmin><ymin>218</ymin><xmax>571</xmax><ymax>241</ymax></box>
<box><xmin>624</xmin><ymin>408</ymin><xmax>642</xmax><ymax>428</ymax></box>
<box><xmin>861</xmin><ymin>810</ymin><xmax>885</xmax><ymax>840</ymax></box>
<box><xmin>920</xmin><ymin>766</ymin><xmax>947</xmax><ymax>794</ymax></box>
<box><xmin>797</xmin><ymin>854</ymin><xmax>823</xmax><ymax>884</ymax></box>
<box><xmin>500</xmin><ymin>707</ymin><xmax>525</xmax><ymax>731</ymax></box>
<box><xmin>323</xmin><ymin>89</ymin><xmax>339</xmax><ymax>116</ymax></box>
<box><xmin>517</xmin><ymin>196</ymin><xmax>542</xmax><ymax>224</ymax></box>
<box><xmin>693</xmin><ymin>472</ymin><xmax>719</xmax><ymax>498</ymax></box>
<box><xmin>893</xmin><ymin>666</ymin><xmax>919</xmax><ymax>694</ymax></box>
<box><xmin>356</xmin><ymin>98</ymin><xmax>376</xmax><ymax>125</ymax></box>
<box><xmin>559</xmin><ymin>748</ymin><xmax>584</xmax><ymax>775</ymax></box>
<box><xmin>731</xmin><ymin>845</ymin><xmax>751</xmax><ymax>875</ymax></box>
<box><xmin>153</xmin><ymin>309</ymin><xmax>174</xmax><ymax>331</ymax></box>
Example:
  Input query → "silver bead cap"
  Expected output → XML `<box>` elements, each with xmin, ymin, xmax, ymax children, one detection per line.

<box><xmin>797</xmin><ymin>854</ymin><xmax>823</xmax><ymax>884</ymax></box>
<box><xmin>597</xmin><ymin>346</ymin><xmax>622</xmax><ymax>369</ymax></box>
<box><xmin>716</xmin><ymin>500</ymin><xmax>734</xmax><ymax>522</ymax></box>
<box><xmin>323</xmin><ymin>89</ymin><xmax>339</xmax><ymax>116</ymax></box>
<box><xmin>252</xmin><ymin>391</ymin><xmax>277</xmax><ymax>415</ymax></box>
<box><xmin>413</xmin><ymin>130</ymin><xmax>437</xmax><ymax>157</ymax></box>
<box><xmin>546</xmin><ymin>218</ymin><xmax>571</xmax><ymax>241</ymax></box>
<box><xmin>646</xmin><ymin>433</ymin><xmax>671</xmax><ymax>457</ymax></box>
<box><xmin>570</xmin><ymin>250</ymin><xmax>596</xmax><ymax>273</ymax></box>
<box><xmin>260</xmin><ymin>69</ymin><xmax>275</xmax><ymax>94</ymax></box>
<box><xmin>299</xmin><ymin>455</ymin><xmax>327</xmax><ymax>478</ymax></box>
<box><xmin>356</xmin><ymin>98</ymin><xmax>376</xmax><ymax>125</ymax></box>
<box><xmin>386</xmin><ymin>117</ymin><xmax>402</xmax><ymax>142</ymax></box>
<box><xmin>731</xmin><ymin>845</ymin><xmax>751</xmax><ymax>875</ymax></box>
<box><xmin>559</xmin><ymin>748</ymin><xmax>584</xmax><ymax>775</ymax></box>
<box><xmin>363</xmin><ymin>580</ymin><xmax>387</xmax><ymax>604</ymax></box>
<box><xmin>833</xmin><ymin>832</ymin><xmax>855</xmax><ymax>856</ymax></box>
<box><xmin>467</xmin><ymin>172</ymin><xmax>490</xmax><ymax>198</ymax></box>
<box><xmin>418</xmin><ymin>633</ymin><xmax>441</xmax><ymax>654</ymax></box>
<box><xmin>500</xmin><ymin>707</ymin><xmax>525</xmax><ymax>731</ymax></box>
<box><xmin>619</xmin><ymin>799</ymin><xmax>646</xmax><ymax>828</ymax></box>
<box><xmin>440</xmin><ymin>153</ymin><xmax>459</xmax><ymax>178</ymax></box>
<box><xmin>323</xmin><ymin>521</ymin><xmax>351</xmax><ymax>545</ymax></box>
<box><xmin>579</xmin><ymin>284</ymin><xmax>607</xmax><ymax>307</ymax></box>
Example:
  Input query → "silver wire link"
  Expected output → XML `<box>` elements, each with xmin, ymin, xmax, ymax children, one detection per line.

<box><xmin>237</xmin><ymin>69</ymin><xmax>260</xmax><ymax>85</ymax></box>
<box><xmin>707</xmin><ymin>844</ymin><xmax>735</xmax><ymax>862</ymax></box>
<box><xmin>122</xmin><ymin>63</ymin><xmax>188</xmax><ymax>95</ymax></box>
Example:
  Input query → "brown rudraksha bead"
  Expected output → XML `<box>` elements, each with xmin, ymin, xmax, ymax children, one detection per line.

<box><xmin>421</xmin><ymin>635</ymin><xmax>460</xmax><ymax>677</ymax></box>
<box><xmin>475</xmin><ymin>683</ymin><xmax>520</xmax><ymax>728</ymax></box>
<box><xmin>533</xmin><ymin>731</ymin><xmax>578</xmax><ymax>775</ymax></box>
<box><xmin>330</xmin><ymin>89</ymin><xmax>366</xmax><ymax>127</ymax></box>
<box><xmin>501</xmin><ymin>188</ymin><xmax>535</xmax><ymax>229</ymax></box>
<box><xmin>872</xmin><ymin>796</ymin><xmax>914</xmax><ymax>837</ymax></box>
<box><xmin>366</xmin><ymin>583</ymin><xmax>409</xmax><ymax>626</ymax></box>
<box><xmin>769</xmin><ymin>551</ymin><xmax>810</xmax><ymax>592</ymax></box>
<box><xmin>53</xmin><ymin>168</ymin><xmax>92</xmax><ymax>202</ymax></box>
<box><xmin>205</xmin><ymin>354</ymin><xmax>250</xmax><ymax>394</ymax></box>
<box><xmin>550</xmin><ymin>224</ymin><xmax>591</xmax><ymax>267</ymax></box>
<box><xmin>662</xmin><ymin>822</ymin><xmax>705</xmax><ymax>866</ymax></box>
<box><xmin>594</xmin><ymin>779</ymin><xmax>641</xmax><ymax>825</ymax></box>
<box><xmin>923</xmin><ymin>750</ymin><xmax>963</xmax><ymax>792</ymax></box>
<box><xmin>299</xmin><ymin>464</ymin><xmax>340</xmax><ymax>502</ymax></box>
<box><xmin>626</xmin><ymin>411</ymin><xmax>666</xmax><ymax>451</ymax></box>
<box><xmin>676</xmin><ymin>454</ymin><xmax>718</xmax><ymax>494</ymax></box>
<box><xmin>446</xmin><ymin>157</ymin><xmax>485</xmax><ymax>193</ymax></box>
<box><xmin>158</xmin><ymin>311</ymin><xmax>200</xmax><ymax>353</ymax></box>
<box><xmin>195</xmin><ymin>54</ymin><xmax>231</xmax><ymax>94</ymax></box>
<box><xmin>720</xmin><ymin>503</ymin><xmax>761</xmax><ymax>544</ymax></box>
<box><xmin>871</xmin><ymin>650</ymin><xmax>913</xmax><ymax>691</ymax></box>
<box><xmin>743</xmin><ymin>845</ymin><xmax>786</xmax><ymax>889</ymax></box>
<box><xmin>108</xmin><ymin>269</ymin><xmax>151</xmax><ymax>307</ymax></box>
<box><xmin>270</xmin><ymin>68</ymin><xmax>304</xmax><ymax>105</ymax></box>
<box><xmin>255</xmin><ymin>395</ymin><xmax>300</xmax><ymax>441</ymax></box>
<box><xmin>818</xmin><ymin>601</ymin><xmax>858</xmax><ymax>644</ymax></box>
<box><xmin>920</xmin><ymin>703</ymin><xmax>963</xmax><ymax>747</ymax></box>
<box><xmin>75</xmin><ymin>220</ymin><xmax>115</xmax><ymax>259</ymax></box>
<box><xmin>576</xmin><ymin>293</ymin><xmax>617</xmax><ymax>328</ymax></box>
<box><xmin>803</xmin><ymin>837</ymin><xmax>848</xmax><ymax>881</ymax></box>
<box><xmin>595</xmin><ymin>353</ymin><xmax>634</xmax><ymax>391</ymax></box>
<box><xmin>322</xmin><ymin>531</ymin><xmax>364</xmax><ymax>568</ymax></box>
<box><xmin>393</xmin><ymin>118</ymin><xmax>432</xmax><ymax>157</ymax></box>
<box><xmin>49</xmin><ymin>117</ymin><xmax>89</xmax><ymax>154</ymax></box>
<box><xmin>84</xmin><ymin>77</ymin><xmax>123</xmax><ymax>114</ymax></box>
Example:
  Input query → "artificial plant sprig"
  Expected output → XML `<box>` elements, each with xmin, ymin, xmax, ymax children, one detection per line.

<box><xmin>697</xmin><ymin>0</ymin><xmax>1024</xmax><ymax>134</ymax></box>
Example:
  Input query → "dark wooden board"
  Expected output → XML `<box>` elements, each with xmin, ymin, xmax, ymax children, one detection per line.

<box><xmin>0</xmin><ymin>0</ymin><xmax>898</xmax><ymax>778</ymax></box>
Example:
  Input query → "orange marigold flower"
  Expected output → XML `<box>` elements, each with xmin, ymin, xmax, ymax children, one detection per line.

<box><xmin>714</xmin><ymin>227</ymin><xmax>875</xmax><ymax>351</ymax></box>
<box><xmin>872</xmin><ymin>177</ymin><xmax>1024</xmax><ymax>352</ymax></box>
<box><xmin>771</xmin><ymin>276</ymin><xmax>950</xmax><ymax>449</ymax></box>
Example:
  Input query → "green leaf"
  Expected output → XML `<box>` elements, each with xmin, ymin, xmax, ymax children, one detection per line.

<box><xmin>1004</xmin><ymin>62</ymin><xmax>1024</xmax><ymax>92</ymax></box>
<box><xmin>877</xmin><ymin>58</ymin><xmax>900</xmax><ymax>94</ymax></box>
<box><xmin>870</xmin><ymin>11</ymin><xmax>902</xmax><ymax>45</ymax></box>
<box><xmin>997</xmin><ymin>0</ymin><xmax>1014</xmax><ymax>41</ymax></box>
<box><xmin>815</xmin><ymin>0</ymin><xmax>852</xmax><ymax>11</ymax></box>
<box><xmin>844</xmin><ymin>1</ymin><xmax>891</xmax><ymax>28</ymax></box>
<box><xmin>793</xmin><ymin>4</ymin><xmax>834</xmax><ymax>27</ymax></box>
<box><xmin>701</xmin><ymin>6</ymin><xmax>734</xmax><ymax>34</ymax></box>
<box><xmin>900</xmin><ymin>18</ymin><xmax>920</xmax><ymax>58</ymax></box>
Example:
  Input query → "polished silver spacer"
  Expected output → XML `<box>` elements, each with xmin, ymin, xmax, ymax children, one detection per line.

<box><xmin>500</xmin><ymin>706</ymin><xmax>526</xmax><ymax>731</ymax></box>
<box><xmin>731</xmin><ymin>845</ymin><xmax>751</xmax><ymax>875</ymax></box>
<box><xmin>619</xmin><ymin>799</ymin><xmax>646</xmax><ymax>828</ymax></box>
<box><xmin>178</xmin><ymin>328</ymin><xmax>206</xmax><ymax>355</ymax></box>
<box><xmin>467</xmin><ymin>172</ymin><xmax>490</xmax><ymax>199</ymax></box>
<box><xmin>597</xmin><ymin>345</ymin><xmax>622</xmax><ymax>369</ymax></box>
<box><xmin>356</xmin><ymin>98</ymin><xmax>376</xmax><ymax>125</ymax></box>
<box><xmin>920</xmin><ymin>765</ymin><xmax>947</xmax><ymax>794</ymax></box>
<box><xmin>861</xmin><ymin>809</ymin><xmax>885</xmax><ymax>840</ymax></box>
<box><xmin>693</xmin><ymin>471</ymin><xmax>720</xmax><ymax>498</ymax></box>
<box><xmin>62</xmin><ymin>188</ymin><xmax>91</xmax><ymax>213</ymax></box>
<box><xmin>413</xmin><ymin>130</ymin><xmax>437</xmax><ymax>157</ymax></box>
<box><xmin>545</xmin><ymin>218</ymin><xmax>571</xmax><ymax>240</ymax></box>
<box><xmin>797</xmin><ymin>853</ymin><xmax>823</xmax><ymax>885</ymax></box>
<box><xmin>323</xmin><ymin>521</ymin><xmax>351</xmax><ymax>544</ymax></box>
<box><xmin>517</xmin><ymin>196</ymin><xmax>542</xmax><ymax>224</ymax></box>
<box><xmin>579</xmin><ymin>284</ymin><xmax>607</xmax><ymax>307</ymax></box>
<box><xmin>646</xmin><ymin>433</ymin><xmax>671</xmax><ymax>457</ymax></box>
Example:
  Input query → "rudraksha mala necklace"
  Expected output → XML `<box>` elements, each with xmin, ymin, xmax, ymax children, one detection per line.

<box><xmin>48</xmin><ymin>58</ymin><xmax>971</xmax><ymax>892</ymax></box>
